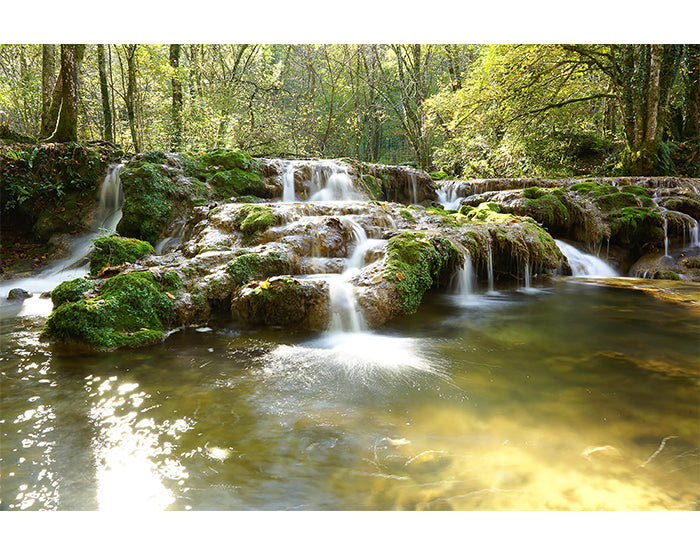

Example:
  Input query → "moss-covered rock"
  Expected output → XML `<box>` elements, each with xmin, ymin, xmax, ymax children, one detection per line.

<box><xmin>89</xmin><ymin>236</ymin><xmax>154</xmax><ymax>275</ymax></box>
<box><xmin>608</xmin><ymin>206</ymin><xmax>664</xmax><ymax>247</ymax></box>
<box><xmin>233</xmin><ymin>204</ymin><xmax>281</xmax><ymax>241</ymax></box>
<box><xmin>226</xmin><ymin>251</ymin><xmax>292</xmax><ymax>286</ymax></box>
<box><xmin>209</xmin><ymin>168</ymin><xmax>267</xmax><ymax>198</ymax></box>
<box><xmin>50</xmin><ymin>277</ymin><xmax>94</xmax><ymax>308</ymax></box>
<box><xmin>117</xmin><ymin>161</ymin><xmax>175</xmax><ymax>244</ymax></box>
<box><xmin>231</xmin><ymin>276</ymin><xmax>328</xmax><ymax>328</ymax></box>
<box><xmin>385</xmin><ymin>232</ymin><xmax>462</xmax><ymax>313</ymax></box>
<box><xmin>42</xmin><ymin>271</ymin><xmax>175</xmax><ymax>351</ymax></box>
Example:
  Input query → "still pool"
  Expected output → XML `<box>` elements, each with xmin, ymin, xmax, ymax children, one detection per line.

<box><xmin>1</xmin><ymin>280</ymin><xmax>698</xmax><ymax>510</ymax></box>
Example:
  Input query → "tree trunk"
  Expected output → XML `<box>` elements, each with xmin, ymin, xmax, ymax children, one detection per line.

<box><xmin>170</xmin><ymin>44</ymin><xmax>183</xmax><ymax>150</ymax></box>
<box><xmin>684</xmin><ymin>44</ymin><xmax>700</xmax><ymax>140</ymax></box>
<box><xmin>445</xmin><ymin>44</ymin><xmax>462</xmax><ymax>92</ymax></box>
<box><xmin>53</xmin><ymin>45</ymin><xmax>79</xmax><ymax>142</ymax></box>
<box><xmin>41</xmin><ymin>45</ymin><xmax>56</xmax><ymax>137</ymax></box>
<box><xmin>97</xmin><ymin>44</ymin><xmax>113</xmax><ymax>142</ymax></box>
<box><xmin>124</xmin><ymin>45</ymin><xmax>140</xmax><ymax>152</ymax></box>
<box><xmin>617</xmin><ymin>45</ymin><xmax>680</xmax><ymax>175</ymax></box>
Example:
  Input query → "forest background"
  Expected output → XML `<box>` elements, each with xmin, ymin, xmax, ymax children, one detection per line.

<box><xmin>1</xmin><ymin>4</ymin><xmax>698</xmax><ymax>179</ymax></box>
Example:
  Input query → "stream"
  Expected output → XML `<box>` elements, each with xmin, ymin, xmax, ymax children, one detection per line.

<box><xmin>1</xmin><ymin>279</ymin><xmax>698</xmax><ymax>510</ymax></box>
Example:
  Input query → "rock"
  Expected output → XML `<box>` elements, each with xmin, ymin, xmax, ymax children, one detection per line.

<box><xmin>7</xmin><ymin>288</ymin><xmax>32</xmax><ymax>301</ymax></box>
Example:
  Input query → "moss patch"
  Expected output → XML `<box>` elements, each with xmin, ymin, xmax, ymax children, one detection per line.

<box><xmin>385</xmin><ymin>232</ymin><xmax>462</xmax><ymax>313</ymax></box>
<box><xmin>42</xmin><ymin>271</ymin><xmax>175</xmax><ymax>351</ymax></box>
<box><xmin>89</xmin><ymin>236</ymin><xmax>154</xmax><ymax>276</ymax></box>
<box><xmin>233</xmin><ymin>204</ymin><xmax>281</xmax><ymax>241</ymax></box>
<box><xmin>226</xmin><ymin>251</ymin><xmax>292</xmax><ymax>286</ymax></box>
<box><xmin>50</xmin><ymin>277</ymin><xmax>94</xmax><ymax>308</ymax></box>
<box><xmin>209</xmin><ymin>168</ymin><xmax>267</xmax><ymax>198</ymax></box>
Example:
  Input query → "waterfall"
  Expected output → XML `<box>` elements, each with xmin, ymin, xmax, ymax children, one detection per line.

<box><xmin>0</xmin><ymin>164</ymin><xmax>125</xmax><ymax>308</ymax></box>
<box><xmin>282</xmin><ymin>162</ymin><xmax>297</xmax><ymax>203</ymax></box>
<box><xmin>555</xmin><ymin>239</ymin><xmax>618</xmax><ymax>277</ymax></box>
<box><xmin>308</xmin><ymin>161</ymin><xmax>363</xmax><ymax>202</ymax></box>
<box><xmin>686</xmin><ymin>219</ymin><xmax>700</xmax><ymax>249</ymax></box>
<box><xmin>410</xmin><ymin>174</ymin><xmax>419</xmax><ymax>205</ymax></box>
<box><xmin>523</xmin><ymin>260</ymin><xmax>532</xmax><ymax>290</ymax></box>
<box><xmin>437</xmin><ymin>182</ymin><xmax>464</xmax><ymax>210</ymax></box>
<box><xmin>486</xmin><ymin>242</ymin><xmax>495</xmax><ymax>293</ymax></box>
<box><xmin>451</xmin><ymin>255</ymin><xmax>476</xmax><ymax>303</ymax></box>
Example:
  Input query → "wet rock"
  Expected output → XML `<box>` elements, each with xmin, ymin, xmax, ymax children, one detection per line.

<box><xmin>231</xmin><ymin>276</ymin><xmax>329</xmax><ymax>330</ymax></box>
<box><xmin>7</xmin><ymin>288</ymin><xmax>32</xmax><ymax>300</ymax></box>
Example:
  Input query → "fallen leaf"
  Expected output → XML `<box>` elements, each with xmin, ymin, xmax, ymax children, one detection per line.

<box><xmin>259</xmin><ymin>280</ymin><xmax>270</xmax><ymax>290</ymax></box>
<box><xmin>165</xmin><ymin>292</ymin><xmax>175</xmax><ymax>300</ymax></box>
<box><xmin>396</xmin><ymin>272</ymin><xmax>404</xmax><ymax>281</ymax></box>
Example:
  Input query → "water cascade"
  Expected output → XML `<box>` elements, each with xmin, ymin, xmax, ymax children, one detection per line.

<box><xmin>437</xmin><ymin>181</ymin><xmax>465</xmax><ymax>211</ymax></box>
<box><xmin>555</xmin><ymin>239</ymin><xmax>619</xmax><ymax>277</ymax></box>
<box><xmin>486</xmin><ymin>242</ymin><xmax>495</xmax><ymax>293</ymax></box>
<box><xmin>450</xmin><ymin>255</ymin><xmax>476</xmax><ymax>305</ymax></box>
<box><xmin>523</xmin><ymin>260</ymin><xmax>532</xmax><ymax>290</ymax></box>
<box><xmin>410</xmin><ymin>174</ymin><xmax>419</xmax><ymax>205</ymax></box>
<box><xmin>308</xmin><ymin>161</ymin><xmax>363</xmax><ymax>202</ymax></box>
<box><xmin>282</xmin><ymin>162</ymin><xmax>297</xmax><ymax>202</ymax></box>
<box><xmin>1</xmin><ymin>164</ymin><xmax>125</xmax><ymax>309</ymax></box>
<box><xmin>685</xmin><ymin>219</ymin><xmax>700</xmax><ymax>249</ymax></box>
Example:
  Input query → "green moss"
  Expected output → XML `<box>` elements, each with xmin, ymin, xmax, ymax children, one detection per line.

<box><xmin>162</xmin><ymin>271</ymin><xmax>182</xmax><ymax>291</ymax></box>
<box><xmin>209</xmin><ymin>168</ymin><xmax>266</xmax><ymax>199</ymax></box>
<box><xmin>570</xmin><ymin>181</ymin><xmax>598</xmax><ymax>195</ymax></box>
<box><xmin>429</xmin><ymin>170</ymin><xmax>451</xmax><ymax>181</ymax></box>
<box><xmin>609</xmin><ymin>206</ymin><xmax>663</xmax><ymax>246</ymax></box>
<box><xmin>458</xmin><ymin>205</ymin><xmax>475</xmax><ymax>216</ymax></box>
<box><xmin>360</xmin><ymin>174</ymin><xmax>383</xmax><ymax>200</ymax></box>
<box><xmin>523</xmin><ymin>193</ymin><xmax>569</xmax><ymax>227</ymax></box>
<box><xmin>522</xmin><ymin>186</ymin><xmax>545</xmax><ymax>200</ymax></box>
<box><xmin>117</xmin><ymin>162</ymin><xmax>174</xmax><ymax>244</ymax></box>
<box><xmin>656</xmin><ymin>270</ymin><xmax>680</xmax><ymax>280</ymax></box>
<box><xmin>200</xmin><ymin>148</ymin><xmax>255</xmax><ymax>171</ymax></box>
<box><xmin>139</xmin><ymin>151</ymin><xmax>168</xmax><ymax>164</ymax></box>
<box><xmin>51</xmin><ymin>277</ymin><xmax>93</xmax><ymax>308</ymax></box>
<box><xmin>385</xmin><ymin>232</ymin><xmax>462</xmax><ymax>313</ymax></box>
<box><xmin>42</xmin><ymin>271</ymin><xmax>175</xmax><ymax>351</ymax></box>
<box><xmin>226</xmin><ymin>251</ymin><xmax>292</xmax><ymax>286</ymax></box>
<box><xmin>685</xmin><ymin>257</ymin><xmax>700</xmax><ymax>269</ymax></box>
<box><xmin>245</xmin><ymin>277</ymin><xmax>307</xmax><ymax>325</ymax></box>
<box><xmin>233</xmin><ymin>204</ymin><xmax>281</xmax><ymax>241</ymax></box>
<box><xmin>89</xmin><ymin>236</ymin><xmax>154</xmax><ymax>275</ymax></box>
<box><xmin>399</xmin><ymin>209</ymin><xmax>415</xmax><ymax>221</ymax></box>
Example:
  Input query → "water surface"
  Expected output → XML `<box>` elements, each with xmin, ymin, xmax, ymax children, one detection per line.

<box><xmin>1</xmin><ymin>280</ymin><xmax>698</xmax><ymax>510</ymax></box>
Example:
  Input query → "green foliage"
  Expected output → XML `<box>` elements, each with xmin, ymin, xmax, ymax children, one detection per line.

<box><xmin>608</xmin><ymin>207</ymin><xmax>663</xmax><ymax>246</ymax></box>
<box><xmin>161</xmin><ymin>271</ymin><xmax>182</xmax><ymax>291</ymax></box>
<box><xmin>209</xmin><ymin>168</ymin><xmax>266</xmax><ymax>198</ymax></box>
<box><xmin>385</xmin><ymin>232</ymin><xmax>461</xmax><ymax>313</ymax></box>
<box><xmin>89</xmin><ymin>236</ymin><xmax>154</xmax><ymax>275</ymax></box>
<box><xmin>42</xmin><ymin>271</ymin><xmax>175</xmax><ymax>350</ymax></box>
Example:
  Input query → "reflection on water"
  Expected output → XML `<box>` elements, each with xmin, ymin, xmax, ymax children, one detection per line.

<box><xmin>1</xmin><ymin>281</ymin><xmax>698</xmax><ymax>510</ymax></box>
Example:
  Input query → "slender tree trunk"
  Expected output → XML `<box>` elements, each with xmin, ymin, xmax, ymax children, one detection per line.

<box><xmin>108</xmin><ymin>45</ymin><xmax>117</xmax><ymax>142</ymax></box>
<box><xmin>124</xmin><ymin>44</ymin><xmax>140</xmax><ymax>152</ymax></box>
<box><xmin>445</xmin><ymin>44</ymin><xmax>462</xmax><ymax>92</ymax></box>
<box><xmin>97</xmin><ymin>44</ymin><xmax>113</xmax><ymax>142</ymax></box>
<box><xmin>170</xmin><ymin>44</ymin><xmax>183</xmax><ymax>150</ymax></box>
<box><xmin>53</xmin><ymin>45</ymin><xmax>78</xmax><ymax>142</ymax></box>
<box><xmin>41</xmin><ymin>45</ymin><xmax>56</xmax><ymax>137</ymax></box>
<box><xmin>684</xmin><ymin>44</ymin><xmax>700</xmax><ymax>140</ymax></box>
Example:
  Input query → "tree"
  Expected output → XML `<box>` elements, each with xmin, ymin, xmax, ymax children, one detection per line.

<box><xmin>52</xmin><ymin>44</ymin><xmax>79</xmax><ymax>142</ymax></box>
<box><xmin>41</xmin><ymin>45</ymin><xmax>56</xmax><ymax>137</ymax></box>
<box><xmin>170</xmin><ymin>44</ymin><xmax>182</xmax><ymax>150</ymax></box>
<box><xmin>122</xmin><ymin>44</ymin><xmax>140</xmax><ymax>152</ymax></box>
<box><xmin>97</xmin><ymin>44</ymin><xmax>113</xmax><ymax>142</ymax></box>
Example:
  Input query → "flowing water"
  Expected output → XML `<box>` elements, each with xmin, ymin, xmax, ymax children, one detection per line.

<box><xmin>2</xmin><ymin>279</ymin><xmax>698</xmax><ymax>511</ymax></box>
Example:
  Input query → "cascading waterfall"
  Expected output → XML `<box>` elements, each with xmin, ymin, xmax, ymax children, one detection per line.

<box><xmin>685</xmin><ymin>219</ymin><xmax>700</xmax><ymax>249</ymax></box>
<box><xmin>450</xmin><ymin>254</ymin><xmax>476</xmax><ymax>304</ymax></box>
<box><xmin>555</xmin><ymin>239</ymin><xmax>618</xmax><ymax>277</ymax></box>
<box><xmin>486</xmin><ymin>242</ymin><xmax>495</xmax><ymax>293</ymax></box>
<box><xmin>282</xmin><ymin>162</ymin><xmax>297</xmax><ymax>203</ymax></box>
<box><xmin>437</xmin><ymin>182</ymin><xmax>465</xmax><ymax>211</ymax></box>
<box><xmin>308</xmin><ymin>161</ymin><xmax>362</xmax><ymax>202</ymax></box>
<box><xmin>410</xmin><ymin>174</ymin><xmax>419</xmax><ymax>205</ymax></box>
<box><xmin>0</xmin><ymin>164</ymin><xmax>125</xmax><ymax>314</ymax></box>
<box><xmin>523</xmin><ymin>260</ymin><xmax>532</xmax><ymax>290</ymax></box>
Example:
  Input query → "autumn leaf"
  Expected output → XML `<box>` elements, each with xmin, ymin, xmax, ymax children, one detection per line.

<box><xmin>396</xmin><ymin>273</ymin><xmax>404</xmax><ymax>281</ymax></box>
<box><xmin>259</xmin><ymin>280</ymin><xmax>270</xmax><ymax>290</ymax></box>
<box><xmin>165</xmin><ymin>292</ymin><xmax>176</xmax><ymax>300</ymax></box>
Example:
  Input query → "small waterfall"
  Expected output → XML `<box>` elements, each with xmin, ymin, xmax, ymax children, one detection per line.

<box><xmin>663</xmin><ymin>216</ymin><xmax>670</xmax><ymax>258</ymax></box>
<box><xmin>1</xmin><ymin>164</ymin><xmax>125</xmax><ymax>313</ymax></box>
<box><xmin>555</xmin><ymin>239</ymin><xmax>618</xmax><ymax>277</ymax></box>
<box><xmin>437</xmin><ymin>182</ymin><xmax>464</xmax><ymax>210</ymax></box>
<box><xmin>282</xmin><ymin>162</ymin><xmax>296</xmax><ymax>203</ymax></box>
<box><xmin>410</xmin><ymin>174</ymin><xmax>419</xmax><ymax>205</ymax></box>
<box><xmin>308</xmin><ymin>161</ymin><xmax>363</xmax><ymax>202</ymax></box>
<box><xmin>451</xmin><ymin>255</ymin><xmax>476</xmax><ymax>303</ymax></box>
<box><xmin>523</xmin><ymin>260</ymin><xmax>532</xmax><ymax>289</ymax></box>
<box><xmin>486</xmin><ymin>242</ymin><xmax>495</xmax><ymax>293</ymax></box>
<box><xmin>686</xmin><ymin>219</ymin><xmax>700</xmax><ymax>249</ymax></box>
